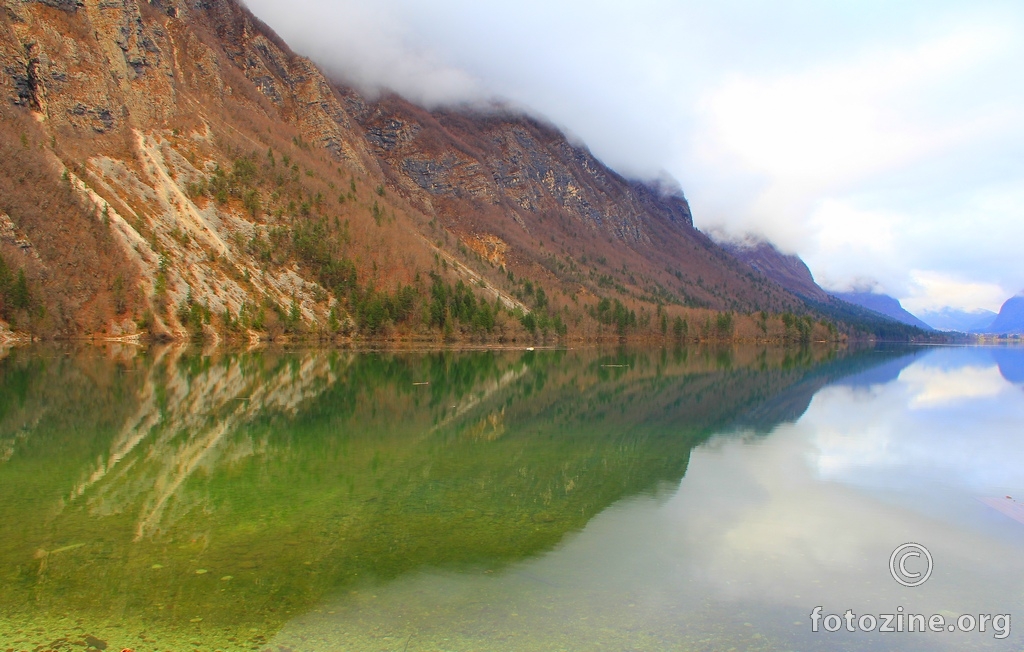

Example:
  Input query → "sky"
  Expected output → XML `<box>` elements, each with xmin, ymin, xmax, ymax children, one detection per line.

<box><xmin>243</xmin><ymin>0</ymin><xmax>1024</xmax><ymax>313</ymax></box>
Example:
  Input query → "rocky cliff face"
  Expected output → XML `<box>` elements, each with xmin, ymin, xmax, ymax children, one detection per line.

<box><xmin>347</xmin><ymin>97</ymin><xmax>797</xmax><ymax>313</ymax></box>
<box><xmin>0</xmin><ymin>0</ymin><xmax>802</xmax><ymax>340</ymax></box>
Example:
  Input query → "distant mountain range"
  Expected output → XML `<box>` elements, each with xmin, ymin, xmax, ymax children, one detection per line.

<box><xmin>920</xmin><ymin>294</ymin><xmax>1024</xmax><ymax>335</ymax></box>
<box><xmin>918</xmin><ymin>308</ymin><xmax>997</xmax><ymax>333</ymax></box>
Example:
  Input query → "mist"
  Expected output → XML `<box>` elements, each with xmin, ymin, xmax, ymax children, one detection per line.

<box><xmin>242</xmin><ymin>0</ymin><xmax>1024</xmax><ymax>312</ymax></box>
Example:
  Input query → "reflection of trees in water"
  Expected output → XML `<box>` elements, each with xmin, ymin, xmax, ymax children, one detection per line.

<box><xmin>0</xmin><ymin>343</ymin><xmax>907</xmax><ymax>634</ymax></box>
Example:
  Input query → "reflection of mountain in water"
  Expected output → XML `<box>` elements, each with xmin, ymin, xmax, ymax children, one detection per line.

<box><xmin>991</xmin><ymin>347</ymin><xmax>1024</xmax><ymax>386</ymax></box>
<box><xmin>68</xmin><ymin>348</ymin><xmax>341</xmax><ymax>540</ymax></box>
<box><xmin>0</xmin><ymin>344</ymin><xmax>912</xmax><ymax>645</ymax></box>
<box><xmin>834</xmin><ymin>347</ymin><xmax>929</xmax><ymax>389</ymax></box>
<box><xmin>727</xmin><ymin>347</ymin><xmax>925</xmax><ymax>433</ymax></box>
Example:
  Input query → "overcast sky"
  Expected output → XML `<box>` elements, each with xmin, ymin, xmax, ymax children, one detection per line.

<box><xmin>244</xmin><ymin>0</ymin><xmax>1024</xmax><ymax>313</ymax></box>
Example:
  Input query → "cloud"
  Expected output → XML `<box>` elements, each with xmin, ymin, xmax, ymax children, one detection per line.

<box><xmin>694</xmin><ymin>29</ymin><xmax>995</xmax><ymax>191</ymax></box>
<box><xmin>902</xmin><ymin>270</ymin><xmax>1008</xmax><ymax>313</ymax></box>
<box><xmin>688</xmin><ymin>19</ymin><xmax>1024</xmax><ymax>307</ymax></box>
<box><xmin>243</xmin><ymin>0</ymin><xmax>484</xmax><ymax>106</ymax></box>
<box><xmin>801</xmin><ymin>201</ymin><xmax>901</xmax><ymax>290</ymax></box>
<box><xmin>242</xmin><ymin>0</ymin><xmax>1024</xmax><ymax>311</ymax></box>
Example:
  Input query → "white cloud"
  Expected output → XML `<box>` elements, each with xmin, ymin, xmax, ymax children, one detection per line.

<box><xmin>902</xmin><ymin>270</ymin><xmax>1008</xmax><ymax>313</ymax></box>
<box><xmin>688</xmin><ymin>21</ymin><xmax>1024</xmax><ymax>306</ymax></box>
<box><xmin>802</xmin><ymin>200</ymin><xmax>901</xmax><ymax>290</ymax></box>
<box><xmin>245</xmin><ymin>0</ymin><xmax>484</xmax><ymax>106</ymax></box>
<box><xmin>695</xmin><ymin>28</ymin><xmax>1003</xmax><ymax>189</ymax></box>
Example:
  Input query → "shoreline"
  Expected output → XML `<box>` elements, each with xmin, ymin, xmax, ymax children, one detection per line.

<box><xmin>0</xmin><ymin>331</ymin><xmax>854</xmax><ymax>349</ymax></box>
<box><xmin>0</xmin><ymin>334</ymin><xmax>990</xmax><ymax>354</ymax></box>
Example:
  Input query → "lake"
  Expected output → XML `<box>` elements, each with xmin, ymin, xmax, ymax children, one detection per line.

<box><xmin>1</xmin><ymin>344</ymin><xmax>1022</xmax><ymax>651</ymax></box>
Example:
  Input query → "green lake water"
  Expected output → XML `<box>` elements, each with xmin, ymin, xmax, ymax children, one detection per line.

<box><xmin>1</xmin><ymin>344</ymin><xmax>1023</xmax><ymax>651</ymax></box>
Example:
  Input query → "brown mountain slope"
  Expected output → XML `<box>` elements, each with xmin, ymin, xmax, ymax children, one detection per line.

<box><xmin>0</xmin><ymin>0</ymin><xmax>811</xmax><ymax>341</ymax></box>
<box><xmin>345</xmin><ymin>97</ymin><xmax>799</xmax><ymax>315</ymax></box>
<box><xmin>720</xmin><ymin>237</ymin><xmax>940</xmax><ymax>339</ymax></box>
<box><xmin>720</xmin><ymin>239</ymin><xmax>830</xmax><ymax>302</ymax></box>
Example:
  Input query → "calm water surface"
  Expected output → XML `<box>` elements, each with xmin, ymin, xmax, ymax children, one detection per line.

<box><xmin>1</xmin><ymin>344</ymin><xmax>1022</xmax><ymax>651</ymax></box>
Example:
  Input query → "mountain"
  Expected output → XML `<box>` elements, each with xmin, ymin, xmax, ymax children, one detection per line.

<box><xmin>918</xmin><ymin>307</ymin><xmax>997</xmax><ymax>332</ymax></box>
<box><xmin>0</xmin><ymin>0</ymin><xmax>826</xmax><ymax>342</ymax></box>
<box><xmin>348</xmin><ymin>98</ymin><xmax>797</xmax><ymax>312</ymax></box>
<box><xmin>984</xmin><ymin>294</ymin><xmax>1024</xmax><ymax>334</ymax></box>
<box><xmin>720</xmin><ymin>238</ymin><xmax>937</xmax><ymax>340</ymax></box>
<box><xmin>720</xmin><ymin>239</ymin><xmax>830</xmax><ymax>301</ymax></box>
<box><xmin>830</xmin><ymin>291</ymin><xmax>933</xmax><ymax>331</ymax></box>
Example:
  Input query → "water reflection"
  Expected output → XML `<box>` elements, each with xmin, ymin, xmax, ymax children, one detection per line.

<box><xmin>672</xmin><ymin>345</ymin><xmax>1024</xmax><ymax>652</ymax></box>
<box><xmin>810</xmin><ymin>347</ymin><xmax>1024</xmax><ymax>494</ymax></box>
<box><xmin>992</xmin><ymin>347</ymin><xmax>1024</xmax><ymax>386</ymax></box>
<box><xmin>3</xmin><ymin>344</ymin><xmax>1011</xmax><ymax>651</ymax></box>
<box><xmin>268</xmin><ymin>345</ymin><xmax>1024</xmax><ymax>652</ymax></box>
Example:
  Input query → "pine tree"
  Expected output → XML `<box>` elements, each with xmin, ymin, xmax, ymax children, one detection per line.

<box><xmin>12</xmin><ymin>269</ymin><xmax>29</xmax><ymax>310</ymax></box>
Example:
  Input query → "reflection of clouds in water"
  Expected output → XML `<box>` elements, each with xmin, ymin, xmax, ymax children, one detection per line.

<box><xmin>900</xmin><ymin>364</ymin><xmax>1009</xmax><ymax>408</ymax></box>
<box><xmin>661</xmin><ymin>426</ymin><xmax>1024</xmax><ymax>652</ymax></box>
<box><xmin>669</xmin><ymin>430</ymin><xmax>921</xmax><ymax>598</ymax></box>
<box><xmin>803</xmin><ymin>349</ymin><xmax>1024</xmax><ymax>494</ymax></box>
<box><xmin>673</xmin><ymin>428</ymin><xmax>887</xmax><ymax>586</ymax></box>
<box><xmin>658</xmin><ymin>349</ymin><xmax>1024</xmax><ymax>646</ymax></box>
